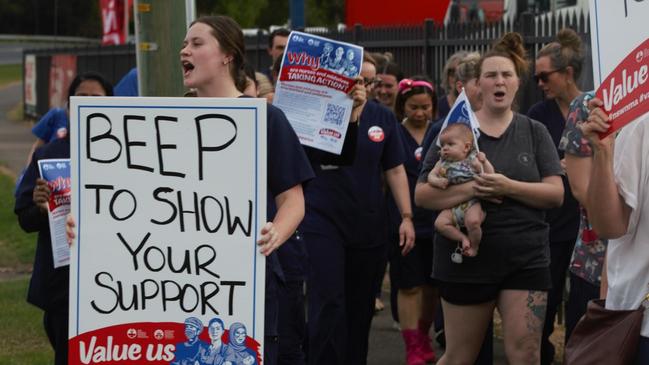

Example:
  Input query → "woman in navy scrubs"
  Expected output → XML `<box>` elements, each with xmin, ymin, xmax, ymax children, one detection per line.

<box><xmin>387</xmin><ymin>76</ymin><xmax>438</xmax><ymax>365</ymax></box>
<box><xmin>179</xmin><ymin>16</ymin><xmax>367</xmax><ymax>365</ymax></box>
<box><xmin>15</xmin><ymin>72</ymin><xmax>114</xmax><ymax>365</ymax></box>
<box><xmin>302</xmin><ymin>54</ymin><xmax>415</xmax><ymax>365</ymax></box>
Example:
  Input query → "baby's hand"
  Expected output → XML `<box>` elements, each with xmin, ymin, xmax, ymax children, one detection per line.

<box><xmin>427</xmin><ymin>171</ymin><xmax>449</xmax><ymax>189</ymax></box>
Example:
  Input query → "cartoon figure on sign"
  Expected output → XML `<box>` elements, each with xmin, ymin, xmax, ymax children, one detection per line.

<box><xmin>320</xmin><ymin>43</ymin><xmax>334</xmax><ymax>70</ymax></box>
<box><xmin>342</xmin><ymin>49</ymin><xmax>359</xmax><ymax>77</ymax></box>
<box><xmin>171</xmin><ymin>317</ymin><xmax>208</xmax><ymax>365</ymax></box>
<box><xmin>197</xmin><ymin>318</ymin><xmax>234</xmax><ymax>365</ymax></box>
<box><xmin>328</xmin><ymin>46</ymin><xmax>346</xmax><ymax>73</ymax></box>
<box><xmin>227</xmin><ymin>323</ymin><xmax>258</xmax><ymax>365</ymax></box>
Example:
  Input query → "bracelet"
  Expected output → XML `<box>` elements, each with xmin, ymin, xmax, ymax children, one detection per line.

<box><xmin>401</xmin><ymin>212</ymin><xmax>413</xmax><ymax>220</ymax></box>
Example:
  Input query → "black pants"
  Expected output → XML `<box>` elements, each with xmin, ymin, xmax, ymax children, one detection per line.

<box><xmin>278</xmin><ymin>280</ymin><xmax>306</xmax><ymax>365</ymax></box>
<box><xmin>44</xmin><ymin>310</ymin><xmax>68</xmax><ymax>365</ymax></box>
<box><xmin>541</xmin><ymin>239</ymin><xmax>576</xmax><ymax>365</ymax></box>
<box><xmin>305</xmin><ymin>230</ymin><xmax>384</xmax><ymax>365</ymax></box>
<box><xmin>565</xmin><ymin>273</ymin><xmax>600</xmax><ymax>342</ymax></box>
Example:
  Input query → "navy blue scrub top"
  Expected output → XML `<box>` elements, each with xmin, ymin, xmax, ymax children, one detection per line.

<box><xmin>527</xmin><ymin>99</ymin><xmax>580</xmax><ymax>243</ymax></box>
<box><xmin>302</xmin><ymin>101</ymin><xmax>406</xmax><ymax>248</ymax></box>
<box><xmin>15</xmin><ymin>137</ymin><xmax>71</xmax><ymax>311</ymax></box>
<box><xmin>264</xmin><ymin>102</ymin><xmax>315</xmax><ymax>280</ymax></box>
<box><xmin>386</xmin><ymin>123</ymin><xmax>435</xmax><ymax>240</ymax></box>
<box><xmin>275</xmin><ymin>121</ymin><xmax>359</xmax><ymax>282</ymax></box>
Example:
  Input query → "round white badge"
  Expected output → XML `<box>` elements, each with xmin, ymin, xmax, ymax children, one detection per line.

<box><xmin>368</xmin><ymin>126</ymin><xmax>384</xmax><ymax>142</ymax></box>
<box><xmin>414</xmin><ymin>146</ymin><xmax>423</xmax><ymax>161</ymax></box>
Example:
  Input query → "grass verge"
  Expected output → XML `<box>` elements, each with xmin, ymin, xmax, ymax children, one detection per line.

<box><xmin>0</xmin><ymin>172</ymin><xmax>37</xmax><ymax>270</ymax></box>
<box><xmin>0</xmin><ymin>64</ymin><xmax>22</xmax><ymax>88</ymax></box>
<box><xmin>0</xmin><ymin>277</ymin><xmax>53</xmax><ymax>365</ymax></box>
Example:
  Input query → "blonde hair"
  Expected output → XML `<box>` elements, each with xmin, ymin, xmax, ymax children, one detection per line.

<box><xmin>255</xmin><ymin>72</ymin><xmax>274</xmax><ymax>97</ymax></box>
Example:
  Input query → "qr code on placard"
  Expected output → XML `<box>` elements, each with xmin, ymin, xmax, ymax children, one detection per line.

<box><xmin>323</xmin><ymin>103</ymin><xmax>345</xmax><ymax>126</ymax></box>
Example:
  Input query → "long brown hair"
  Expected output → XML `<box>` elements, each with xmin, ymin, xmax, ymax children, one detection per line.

<box><xmin>191</xmin><ymin>15</ymin><xmax>247</xmax><ymax>92</ymax></box>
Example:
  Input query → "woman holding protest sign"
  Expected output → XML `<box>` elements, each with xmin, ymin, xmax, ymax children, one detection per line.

<box><xmin>15</xmin><ymin>72</ymin><xmax>114</xmax><ymax>365</ymax></box>
<box><xmin>179</xmin><ymin>15</ymin><xmax>367</xmax><ymax>365</ymax></box>
<box><xmin>414</xmin><ymin>32</ymin><xmax>564</xmax><ymax>364</ymax></box>
<box><xmin>179</xmin><ymin>15</ymin><xmax>312</xmax><ymax>365</ymax></box>
<box><xmin>387</xmin><ymin>75</ymin><xmax>438</xmax><ymax>365</ymax></box>
<box><xmin>527</xmin><ymin>28</ymin><xmax>584</xmax><ymax>364</ymax></box>
<box><xmin>580</xmin><ymin>96</ymin><xmax>649</xmax><ymax>365</ymax></box>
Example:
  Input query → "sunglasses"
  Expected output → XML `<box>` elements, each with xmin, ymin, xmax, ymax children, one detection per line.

<box><xmin>534</xmin><ymin>68</ymin><xmax>564</xmax><ymax>83</ymax></box>
<box><xmin>363</xmin><ymin>77</ymin><xmax>380</xmax><ymax>86</ymax></box>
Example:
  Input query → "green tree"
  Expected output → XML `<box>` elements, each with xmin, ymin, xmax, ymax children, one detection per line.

<box><xmin>306</xmin><ymin>0</ymin><xmax>344</xmax><ymax>27</ymax></box>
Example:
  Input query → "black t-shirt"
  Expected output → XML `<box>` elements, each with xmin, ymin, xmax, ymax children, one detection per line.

<box><xmin>527</xmin><ymin>99</ymin><xmax>580</xmax><ymax>243</ymax></box>
<box><xmin>418</xmin><ymin>113</ymin><xmax>563</xmax><ymax>283</ymax></box>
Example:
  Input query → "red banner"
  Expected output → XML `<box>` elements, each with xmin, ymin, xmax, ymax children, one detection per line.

<box><xmin>69</xmin><ymin>322</ymin><xmax>261</xmax><ymax>365</ymax></box>
<box><xmin>595</xmin><ymin>38</ymin><xmax>649</xmax><ymax>138</ymax></box>
<box><xmin>48</xmin><ymin>54</ymin><xmax>77</xmax><ymax>108</ymax></box>
<box><xmin>346</xmin><ymin>0</ymin><xmax>451</xmax><ymax>27</ymax></box>
<box><xmin>101</xmin><ymin>0</ymin><xmax>128</xmax><ymax>45</ymax></box>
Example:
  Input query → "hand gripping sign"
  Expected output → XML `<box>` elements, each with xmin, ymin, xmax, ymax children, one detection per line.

<box><xmin>590</xmin><ymin>0</ymin><xmax>649</xmax><ymax>137</ymax></box>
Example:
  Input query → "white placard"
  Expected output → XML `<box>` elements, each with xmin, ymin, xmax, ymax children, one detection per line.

<box><xmin>69</xmin><ymin>96</ymin><xmax>266</xmax><ymax>365</ymax></box>
<box><xmin>590</xmin><ymin>0</ymin><xmax>649</xmax><ymax>86</ymax></box>
<box><xmin>590</xmin><ymin>0</ymin><xmax>649</xmax><ymax>136</ymax></box>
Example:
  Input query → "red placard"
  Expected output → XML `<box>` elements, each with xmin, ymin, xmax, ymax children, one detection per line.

<box><xmin>48</xmin><ymin>54</ymin><xmax>77</xmax><ymax>108</ymax></box>
<box><xmin>595</xmin><ymin>38</ymin><xmax>649</xmax><ymax>138</ymax></box>
<box><xmin>101</xmin><ymin>0</ymin><xmax>128</xmax><ymax>45</ymax></box>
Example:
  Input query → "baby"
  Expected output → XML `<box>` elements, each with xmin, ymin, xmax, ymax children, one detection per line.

<box><xmin>427</xmin><ymin>123</ymin><xmax>492</xmax><ymax>258</ymax></box>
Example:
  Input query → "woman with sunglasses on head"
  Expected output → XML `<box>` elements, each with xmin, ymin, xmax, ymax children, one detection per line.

<box><xmin>15</xmin><ymin>72</ymin><xmax>114</xmax><ymax>365</ymax></box>
<box><xmin>387</xmin><ymin>76</ymin><xmax>438</xmax><ymax>365</ymax></box>
<box><xmin>415</xmin><ymin>32</ymin><xmax>564</xmax><ymax>365</ymax></box>
<box><xmin>526</xmin><ymin>28</ymin><xmax>584</xmax><ymax>365</ymax></box>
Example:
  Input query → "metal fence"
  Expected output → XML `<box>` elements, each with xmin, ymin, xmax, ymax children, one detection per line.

<box><xmin>23</xmin><ymin>44</ymin><xmax>135</xmax><ymax>118</ymax></box>
<box><xmin>246</xmin><ymin>11</ymin><xmax>593</xmax><ymax>113</ymax></box>
<box><xmin>24</xmin><ymin>11</ymin><xmax>592</xmax><ymax>118</ymax></box>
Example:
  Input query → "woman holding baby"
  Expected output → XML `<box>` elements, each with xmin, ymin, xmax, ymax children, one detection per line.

<box><xmin>415</xmin><ymin>32</ymin><xmax>564</xmax><ymax>365</ymax></box>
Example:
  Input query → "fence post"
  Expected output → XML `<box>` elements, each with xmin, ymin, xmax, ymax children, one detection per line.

<box><xmin>423</xmin><ymin>19</ymin><xmax>434</xmax><ymax>78</ymax></box>
<box><xmin>518</xmin><ymin>11</ymin><xmax>536</xmax><ymax>60</ymax></box>
<box><xmin>256</xmin><ymin>29</ymin><xmax>264</xmax><ymax>71</ymax></box>
<box><xmin>519</xmin><ymin>11</ymin><xmax>535</xmax><ymax>38</ymax></box>
<box><xmin>353</xmin><ymin>23</ymin><xmax>363</xmax><ymax>45</ymax></box>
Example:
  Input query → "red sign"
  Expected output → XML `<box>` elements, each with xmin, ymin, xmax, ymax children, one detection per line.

<box><xmin>595</xmin><ymin>38</ymin><xmax>649</xmax><ymax>138</ymax></box>
<box><xmin>346</xmin><ymin>0</ymin><xmax>451</xmax><ymax>27</ymax></box>
<box><xmin>101</xmin><ymin>0</ymin><xmax>128</xmax><ymax>45</ymax></box>
<box><xmin>69</xmin><ymin>322</ymin><xmax>261</xmax><ymax>365</ymax></box>
<box><xmin>48</xmin><ymin>54</ymin><xmax>77</xmax><ymax>108</ymax></box>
